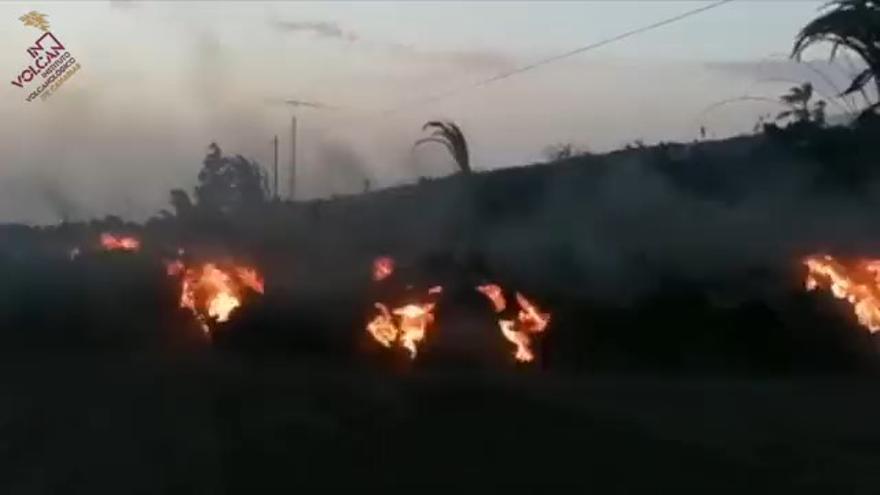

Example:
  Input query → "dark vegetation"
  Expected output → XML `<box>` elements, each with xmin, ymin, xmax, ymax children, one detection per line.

<box><xmin>3</xmin><ymin>117</ymin><xmax>880</xmax><ymax>375</ymax></box>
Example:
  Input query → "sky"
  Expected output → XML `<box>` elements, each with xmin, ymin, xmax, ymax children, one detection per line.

<box><xmin>1</xmin><ymin>0</ymin><xmax>868</xmax><ymax>224</ymax></box>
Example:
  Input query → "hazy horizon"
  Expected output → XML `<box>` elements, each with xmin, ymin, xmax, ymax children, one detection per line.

<box><xmin>1</xmin><ymin>0</ymin><xmax>870</xmax><ymax>224</ymax></box>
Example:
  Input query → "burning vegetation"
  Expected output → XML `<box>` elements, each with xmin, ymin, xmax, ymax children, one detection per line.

<box><xmin>366</xmin><ymin>298</ymin><xmax>439</xmax><ymax>359</ymax></box>
<box><xmin>477</xmin><ymin>284</ymin><xmax>551</xmax><ymax>363</ymax></box>
<box><xmin>363</xmin><ymin>257</ymin><xmax>553</xmax><ymax>363</ymax></box>
<box><xmin>804</xmin><ymin>254</ymin><xmax>880</xmax><ymax>333</ymax></box>
<box><xmin>366</xmin><ymin>256</ymin><xmax>441</xmax><ymax>358</ymax></box>
<box><xmin>169</xmin><ymin>261</ymin><xmax>265</xmax><ymax>335</ymax></box>
<box><xmin>100</xmin><ymin>233</ymin><xmax>141</xmax><ymax>252</ymax></box>
<box><xmin>373</xmin><ymin>256</ymin><xmax>395</xmax><ymax>281</ymax></box>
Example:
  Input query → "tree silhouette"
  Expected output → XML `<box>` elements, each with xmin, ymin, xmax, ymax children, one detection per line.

<box><xmin>792</xmin><ymin>0</ymin><xmax>880</xmax><ymax>115</ymax></box>
<box><xmin>169</xmin><ymin>189</ymin><xmax>194</xmax><ymax>218</ymax></box>
<box><xmin>776</xmin><ymin>82</ymin><xmax>827</xmax><ymax>126</ymax></box>
<box><xmin>413</xmin><ymin>121</ymin><xmax>471</xmax><ymax>174</ymax></box>
<box><xmin>194</xmin><ymin>143</ymin><xmax>268</xmax><ymax>214</ymax></box>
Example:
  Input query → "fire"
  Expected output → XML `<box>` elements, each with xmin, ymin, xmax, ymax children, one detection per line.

<box><xmin>804</xmin><ymin>254</ymin><xmax>880</xmax><ymax>333</ymax></box>
<box><xmin>514</xmin><ymin>292</ymin><xmax>551</xmax><ymax>335</ymax></box>
<box><xmin>164</xmin><ymin>259</ymin><xmax>185</xmax><ymax>277</ymax></box>
<box><xmin>476</xmin><ymin>284</ymin><xmax>506</xmax><ymax>313</ymax></box>
<box><xmin>373</xmin><ymin>256</ymin><xmax>395</xmax><ymax>281</ymax></box>
<box><xmin>100</xmin><ymin>233</ymin><xmax>140</xmax><ymax>252</ymax></box>
<box><xmin>477</xmin><ymin>285</ymin><xmax>551</xmax><ymax>363</ymax></box>
<box><xmin>365</xmin><ymin>289</ymin><xmax>438</xmax><ymax>359</ymax></box>
<box><xmin>498</xmin><ymin>293</ymin><xmax>551</xmax><ymax>363</ymax></box>
<box><xmin>366</xmin><ymin>303</ymin><xmax>398</xmax><ymax>348</ymax></box>
<box><xmin>394</xmin><ymin>302</ymin><xmax>436</xmax><ymax>358</ymax></box>
<box><xmin>171</xmin><ymin>262</ymin><xmax>265</xmax><ymax>334</ymax></box>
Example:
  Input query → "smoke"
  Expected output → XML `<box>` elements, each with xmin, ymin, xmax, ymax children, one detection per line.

<box><xmin>302</xmin><ymin>138</ymin><xmax>371</xmax><ymax>197</ymax></box>
<box><xmin>268</xmin><ymin>17</ymin><xmax>514</xmax><ymax>73</ymax></box>
<box><xmin>271</xmin><ymin>20</ymin><xmax>358</xmax><ymax>42</ymax></box>
<box><xmin>471</xmin><ymin>142</ymin><xmax>880</xmax><ymax>303</ymax></box>
<box><xmin>0</xmin><ymin>173</ymin><xmax>83</xmax><ymax>223</ymax></box>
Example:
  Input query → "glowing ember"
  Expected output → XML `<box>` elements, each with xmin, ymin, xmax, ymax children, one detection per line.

<box><xmin>476</xmin><ymin>284</ymin><xmax>506</xmax><ymax>313</ymax></box>
<box><xmin>100</xmin><ymin>233</ymin><xmax>140</xmax><ymax>252</ymax></box>
<box><xmin>373</xmin><ymin>256</ymin><xmax>395</xmax><ymax>281</ymax></box>
<box><xmin>172</xmin><ymin>262</ymin><xmax>265</xmax><ymax>334</ymax></box>
<box><xmin>365</xmin><ymin>289</ymin><xmax>438</xmax><ymax>359</ymax></box>
<box><xmin>164</xmin><ymin>259</ymin><xmax>185</xmax><ymax>277</ymax></box>
<box><xmin>804</xmin><ymin>254</ymin><xmax>880</xmax><ymax>333</ymax></box>
<box><xmin>427</xmin><ymin>285</ymin><xmax>443</xmax><ymax>295</ymax></box>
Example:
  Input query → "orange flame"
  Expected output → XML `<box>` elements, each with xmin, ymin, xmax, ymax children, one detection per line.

<box><xmin>366</xmin><ymin>303</ymin><xmax>398</xmax><ymax>349</ymax></box>
<box><xmin>100</xmin><ymin>233</ymin><xmax>140</xmax><ymax>252</ymax></box>
<box><xmin>373</xmin><ymin>256</ymin><xmax>395</xmax><ymax>281</ymax></box>
<box><xmin>499</xmin><ymin>293</ymin><xmax>551</xmax><ymax>363</ymax></box>
<box><xmin>477</xmin><ymin>284</ymin><xmax>550</xmax><ymax>363</ymax></box>
<box><xmin>366</xmin><ymin>289</ymin><xmax>438</xmax><ymax>359</ymax></box>
<box><xmin>476</xmin><ymin>284</ymin><xmax>506</xmax><ymax>313</ymax></box>
<box><xmin>804</xmin><ymin>254</ymin><xmax>880</xmax><ymax>333</ymax></box>
<box><xmin>394</xmin><ymin>302</ymin><xmax>436</xmax><ymax>358</ymax></box>
<box><xmin>172</xmin><ymin>262</ymin><xmax>265</xmax><ymax>334</ymax></box>
<box><xmin>514</xmin><ymin>292</ymin><xmax>551</xmax><ymax>335</ymax></box>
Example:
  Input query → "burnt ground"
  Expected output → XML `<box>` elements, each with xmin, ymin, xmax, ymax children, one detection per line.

<box><xmin>1</xmin><ymin>350</ymin><xmax>879</xmax><ymax>494</ymax></box>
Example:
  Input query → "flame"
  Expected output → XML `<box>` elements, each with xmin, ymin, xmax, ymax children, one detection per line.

<box><xmin>804</xmin><ymin>254</ymin><xmax>880</xmax><ymax>333</ymax></box>
<box><xmin>366</xmin><ymin>303</ymin><xmax>398</xmax><ymax>348</ymax></box>
<box><xmin>100</xmin><ymin>233</ymin><xmax>140</xmax><ymax>252</ymax></box>
<box><xmin>393</xmin><ymin>302</ymin><xmax>436</xmax><ymax>358</ymax></box>
<box><xmin>477</xmin><ymin>284</ymin><xmax>550</xmax><ymax>363</ymax></box>
<box><xmin>476</xmin><ymin>284</ymin><xmax>506</xmax><ymax>313</ymax></box>
<box><xmin>366</xmin><ymin>290</ymin><xmax>438</xmax><ymax>359</ymax></box>
<box><xmin>499</xmin><ymin>320</ymin><xmax>534</xmax><ymax>362</ymax></box>
<box><xmin>373</xmin><ymin>256</ymin><xmax>395</xmax><ymax>281</ymax></box>
<box><xmin>172</xmin><ymin>262</ymin><xmax>264</xmax><ymax>334</ymax></box>
<box><xmin>499</xmin><ymin>293</ymin><xmax>551</xmax><ymax>363</ymax></box>
<box><xmin>514</xmin><ymin>292</ymin><xmax>551</xmax><ymax>335</ymax></box>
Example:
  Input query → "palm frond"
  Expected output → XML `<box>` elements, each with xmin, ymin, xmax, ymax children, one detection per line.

<box><xmin>414</xmin><ymin>120</ymin><xmax>471</xmax><ymax>174</ymax></box>
<box><xmin>842</xmin><ymin>67</ymin><xmax>875</xmax><ymax>94</ymax></box>
<box><xmin>413</xmin><ymin>137</ymin><xmax>456</xmax><ymax>158</ymax></box>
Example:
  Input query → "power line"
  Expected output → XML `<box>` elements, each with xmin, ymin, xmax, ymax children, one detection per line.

<box><xmin>382</xmin><ymin>0</ymin><xmax>735</xmax><ymax>115</ymax></box>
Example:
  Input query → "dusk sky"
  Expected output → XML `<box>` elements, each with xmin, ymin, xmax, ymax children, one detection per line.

<box><xmin>2</xmin><ymin>1</ymin><xmax>866</xmax><ymax>223</ymax></box>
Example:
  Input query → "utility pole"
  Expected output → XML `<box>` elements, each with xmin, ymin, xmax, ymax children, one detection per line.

<box><xmin>281</xmin><ymin>99</ymin><xmax>334</xmax><ymax>201</ymax></box>
<box><xmin>272</xmin><ymin>135</ymin><xmax>279</xmax><ymax>200</ymax></box>
<box><xmin>289</xmin><ymin>115</ymin><xmax>297</xmax><ymax>201</ymax></box>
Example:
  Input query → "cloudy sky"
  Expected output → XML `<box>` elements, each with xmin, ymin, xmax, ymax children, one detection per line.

<box><xmin>0</xmin><ymin>1</ymin><xmax>868</xmax><ymax>224</ymax></box>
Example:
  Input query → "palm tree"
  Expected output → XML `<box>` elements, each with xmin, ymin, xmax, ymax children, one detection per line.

<box><xmin>791</xmin><ymin>0</ymin><xmax>880</xmax><ymax>115</ymax></box>
<box><xmin>413</xmin><ymin>120</ymin><xmax>471</xmax><ymax>174</ymax></box>
<box><xmin>777</xmin><ymin>83</ymin><xmax>812</xmax><ymax>120</ymax></box>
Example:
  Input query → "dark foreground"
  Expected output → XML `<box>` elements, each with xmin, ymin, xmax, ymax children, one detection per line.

<box><xmin>1</xmin><ymin>350</ymin><xmax>879</xmax><ymax>494</ymax></box>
